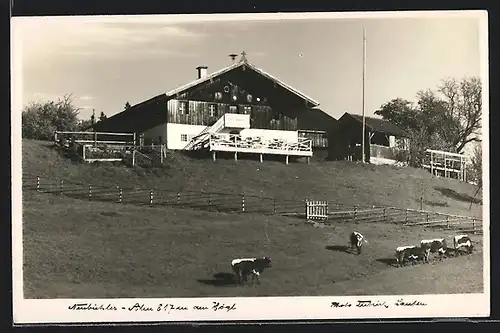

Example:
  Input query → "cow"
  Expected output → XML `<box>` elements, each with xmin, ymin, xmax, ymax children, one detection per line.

<box><xmin>420</xmin><ymin>238</ymin><xmax>447</xmax><ymax>263</ymax></box>
<box><xmin>231</xmin><ymin>257</ymin><xmax>272</xmax><ymax>285</ymax></box>
<box><xmin>453</xmin><ymin>234</ymin><xmax>474</xmax><ymax>254</ymax></box>
<box><xmin>395</xmin><ymin>246</ymin><xmax>423</xmax><ymax>267</ymax></box>
<box><xmin>349</xmin><ymin>231</ymin><xmax>367</xmax><ymax>255</ymax></box>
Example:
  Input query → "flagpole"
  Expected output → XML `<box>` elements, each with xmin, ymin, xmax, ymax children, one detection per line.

<box><xmin>361</xmin><ymin>28</ymin><xmax>367</xmax><ymax>163</ymax></box>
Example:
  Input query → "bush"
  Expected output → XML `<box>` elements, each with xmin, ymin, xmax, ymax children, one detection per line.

<box><xmin>22</xmin><ymin>94</ymin><xmax>80</xmax><ymax>140</ymax></box>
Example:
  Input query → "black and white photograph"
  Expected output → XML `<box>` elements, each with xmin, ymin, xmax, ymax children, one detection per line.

<box><xmin>11</xmin><ymin>10</ymin><xmax>490</xmax><ymax>324</ymax></box>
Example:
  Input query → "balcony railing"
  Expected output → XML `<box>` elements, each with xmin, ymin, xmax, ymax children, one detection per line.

<box><xmin>209</xmin><ymin>133</ymin><xmax>313</xmax><ymax>157</ymax></box>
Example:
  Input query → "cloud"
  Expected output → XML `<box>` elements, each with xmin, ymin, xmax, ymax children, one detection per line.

<box><xmin>31</xmin><ymin>92</ymin><xmax>60</xmax><ymax>101</ymax></box>
<box><xmin>80</xmin><ymin>95</ymin><xmax>94</xmax><ymax>101</ymax></box>
<box><xmin>15</xmin><ymin>18</ymin><xmax>207</xmax><ymax>63</ymax></box>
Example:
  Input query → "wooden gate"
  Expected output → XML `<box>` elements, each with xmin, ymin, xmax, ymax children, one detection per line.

<box><xmin>305</xmin><ymin>200</ymin><xmax>329</xmax><ymax>220</ymax></box>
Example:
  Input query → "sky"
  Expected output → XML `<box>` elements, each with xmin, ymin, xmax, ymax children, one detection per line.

<box><xmin>12</xmin><ymin>12</ymin><xmax>486</xmax><ymax>121</ymax></box>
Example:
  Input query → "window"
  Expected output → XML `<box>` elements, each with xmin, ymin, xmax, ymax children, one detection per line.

<box><xmin>229</xmin><ymin>105</ymin><xmax>238</xmax><ymax>113</ymax></box>
<box><xmin>214</xmin><ymin>92</ymin><xmax>223</xmax><ymax>100</ymax></box>
<box><xmin>209</xmin><ymin>104</ymin><xmax>217</xmax><ymax>117</ymax></box>
<box><xmin>180</xmin><ymin>134</ymin><xmax>188</xmax><ymax>142</ymax></box>
<box><xmin>243</xmin><ymin>106</ymin><xmax>252</xmax><ymax>114</ymax></box>
<box><xmin>178</xmin><ymin>101</ymin><xmax>188</xmax><ymax>115</ymax></box>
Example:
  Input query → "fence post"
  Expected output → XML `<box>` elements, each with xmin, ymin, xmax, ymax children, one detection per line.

<box><xmin>446</xmin><ymin>216</ymin><xmax>449</xmax><ymax>229</ymax></box>
<box><xmin>88</xmin><ymin>185</ymin><xmax>92</xmax><ymax>201</ymax></box>
<box><xmin>353</xmin><ymin>206</ymin><xmax>357</xmax><ymax>222</ymax></box>
<box><xmin>426</xmin><ymin>213</ymin><xmax>429</xmax><ymax>223</ymax></box>
<box><xmin>472</xmin><ymin>218</ymin><xmax>476</xmax><ymax>234</ymax></box>
<box><xmin>405</xmin><ymin>209</ymin><xmax>408</xmax><ymax>224</ymax></box>
<box><xmin>383</xmin><ymin>208</ymin><xmax>387</xmax><ymax>222</ymax></box>
<box><xmin>177</xmin><ymin>192</ymin><xmax>180</xmax><ymax>205</ymax></box>
<box><xmin>305</xmin><ymin>200</ymin><xmax>308</xmax><ymax>219</ymax></box>
<box><xmin>150</xmin><ymin>190</ymin><xmax>154</xmax><ymax>206</ymax></box>
<box><xmin>241</xmin><ymin>194</ymin><xmax>245</xmax><ymax>212</ymax></box>
<box><xmin>208</xmin><ymin>193</ymin><xmax>211</xmax><ymax>208</ymax></box>
<box><xmin>117</xmin><ymin>186</ymin><xmax>122</xmax><ymax>203</ymax></box>
<box><xmin>59</xmin><ymin>180</ymin><xmax>64</xmax><ymax>195</ymax></box>
<box><xmin>273</xmin><ymin>199</ymin><xmax>277</xmax><ymax>214</ymax></box>
<box><xmin>36</xmin><ymin>176</ymin><xmax>40</xmax><ymax>192</ymax></box>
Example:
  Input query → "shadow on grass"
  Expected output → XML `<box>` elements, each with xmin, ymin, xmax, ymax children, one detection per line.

<box><xmin>434</xmin><ymin>186</ymin><xmax>482</xmax><ymax>204</ymax></box>
<box><xmin>197</xmin><ymin>272</ymin><xmax>237</xmax><ymax>287</ymax></box>
<box><xmin>376</xmin><ymin>258</ymin><xmax>398</xmax><ymax>267</ymax></box>
<box><xmin>325</xmin><ymin>245</ymin><xmax>350</xmax><ymax>253</ymax></box>
<box><xmin>424</xmin><ymin>200</ymin><xmax>449</xmax><ymax>207</ymax></box>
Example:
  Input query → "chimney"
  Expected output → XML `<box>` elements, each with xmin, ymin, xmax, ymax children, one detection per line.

<box><xmin>196</xmin><ymin>66</ymin><xmax>208</xmax><ymax>79</ymax></box>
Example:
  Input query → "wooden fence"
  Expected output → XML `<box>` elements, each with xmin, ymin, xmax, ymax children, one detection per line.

<box><xmin>22</xmin><ymin>173</ymin><xmax>483</xmax><ymax>234</ymax></box>
<box><xmin>305</xmin><ymin>200</ymin><xmax>329</xmax><ymax>220</ymax></box>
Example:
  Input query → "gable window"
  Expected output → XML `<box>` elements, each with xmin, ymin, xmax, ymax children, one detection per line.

<box><xmin>178</xmin><ymin>101</ymin><xmax>188</xmax><ymax>115</ymax></box>
<box><xmin>180</xmin><ymin>134</ymin><xmax>188</xmax><ymax>142</ymax></box>
<box><xmin>209</xmin><ymin>104</ymin><xmax>217</xmax><ymax>117</ymax></box>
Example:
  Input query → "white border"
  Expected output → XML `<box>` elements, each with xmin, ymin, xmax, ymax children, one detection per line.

<box><xmin>11</xmin><ymin>10</ymin><xmax>490</xmax><ymax>324</ymax></box>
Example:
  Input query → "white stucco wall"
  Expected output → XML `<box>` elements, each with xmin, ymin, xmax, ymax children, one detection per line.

<box><xmin>166</xmin><ymin>123</ymin><xmax>207</xmax><ymax>150</ymax></box>
<box><xmin>240</xmin><ymin>129</ymin><xmax>298</xmax><ymax>143</ymax></box>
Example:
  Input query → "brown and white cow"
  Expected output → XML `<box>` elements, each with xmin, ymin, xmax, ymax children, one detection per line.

<box><xmin>231</xmin><ymin>257</ymin><xmax>272</xmax><ymax>285</ymax></box>
<box><xmin>420</xmin><ymin>238</ymin><xmax>447</xmax><ymax>263</ymax></box>
<box><xmin>395</xmin><ymin>246</ymin><xmax>423</xmax><ymax>267</ymax></box>
<box><xmin>349</xmin><ymin>231</ymin><xmax>367</xmax><ymax>255</ymax></box>
<box><xmin>453</xmin><ymin>234</ymin><xmax>474</xmax><ymax>254</ymax></box>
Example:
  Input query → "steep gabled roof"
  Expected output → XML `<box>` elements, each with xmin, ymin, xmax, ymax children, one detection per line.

<box><xmin>166</xmin><ymin>59</ymin><xmax>320</xmax><ymax>107</ymax></box>
<box><xmin>344</xmin><ymin>113</ymin><xmax>408</xmax><ymax>137</ymax></box>
<box><xmin>92</xmin><ymin>93</ymin><xmax>168</xmax><ymax>133</ymax></box>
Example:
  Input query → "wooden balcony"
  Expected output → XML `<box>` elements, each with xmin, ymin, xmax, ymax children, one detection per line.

<box><xmin>209</xmin><ymin>133</ymin><xmax>313</xmax><ymax>157</ymax></box>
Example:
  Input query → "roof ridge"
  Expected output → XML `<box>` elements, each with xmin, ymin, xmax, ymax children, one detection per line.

<box><xmin>165</xmin><ymin>60</ymin><xmax>319</xmax><ymax>106</ymax></box>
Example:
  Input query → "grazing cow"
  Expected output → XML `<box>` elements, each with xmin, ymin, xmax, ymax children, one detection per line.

<box><xmin>395</xmin><ymin>246</ymin><xmax>422</xmax><ymax>267</ymax></box>
<box><xmin>420</xmin><ymin>238</ymin><xmax>447</xmax><ymax>263</ymax></box>
<box><xmin>349</xmin><ymin>231</ymin><xmax>367</xmax><ymax>255</ymax></box>
<box><xmin>453</xmin><ymin>235</ymin><xmax>474</xmax><ymax>254</ymax></box>
<box><xmin>231</xmin><ymin>257</ymin><xmax>272</xmax><ymax>285</ymax></box>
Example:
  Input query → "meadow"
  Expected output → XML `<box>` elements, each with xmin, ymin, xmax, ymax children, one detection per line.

<box><xmin>21</xmin><ymin>140</ymin><xmax>484</xmax><ymax>298</ymax></box>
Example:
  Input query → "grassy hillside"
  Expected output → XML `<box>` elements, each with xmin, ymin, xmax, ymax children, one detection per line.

<box><xmin>21</xmin><ymin>140</ymin><xmax>483</xmax><ymax>218</ymax></box>
<box><xmin>23</xmin><ymin>192</ymin><xmax>483</xmax><ymax>298</ymax></box>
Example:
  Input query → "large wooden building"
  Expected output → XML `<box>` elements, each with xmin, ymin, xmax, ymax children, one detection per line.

<box><xmin>328</xmin><ymin>112</ymin><xmax>410</xmax><ymax>165</ymax></box>
<box><xmin>93</xmin><ymin>53</ymin><xmax>333</xmax><ymax>160</ymax></box>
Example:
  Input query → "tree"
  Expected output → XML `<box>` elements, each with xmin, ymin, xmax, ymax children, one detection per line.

<box><xmin>435</xmin><ymin>76</ymin><xmax>482</xmax><ymax>153</ymax></box>
<box><xmin>76</xmin><ymin>119</ymin><xmax>94</xmax><ymax>131</ymax></box>
<box><xmin>125</xmin><ymin>102</ymin><xmax>132</xmax><ymax>109</ymax></box>
<box><xmin>375</xmin><ymin>76</ymin><xmax>482</xmax><ymax>166</ymax></box>
<box><xmin>470</xmin><ymin>143</ymin><xmax>482</xmax><ymax>188</ymax></box>
<box><xmin>374</xmin><ymin>98</ymin><xmax>430</xmax><ymax>166</ymax></box>
<box><xmin>99</xmin><ymin>111</ymin><xmax>107</xmax><ymax>122</ymax></box>
<box><xmin>22</xmin><ymin>93</ymin><xmax>80</xmax><ymax>140</ymax></box>
<box><xmin>469</xmin><ymin>143</ymin><xmax>483</xmax><ymax>209</ymax></box>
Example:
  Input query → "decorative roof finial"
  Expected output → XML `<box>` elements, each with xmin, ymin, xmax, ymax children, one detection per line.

<box><xmin>240</xmin><ymin>50</ymin><xmax>247</xmax><ymax>62</ymax></box>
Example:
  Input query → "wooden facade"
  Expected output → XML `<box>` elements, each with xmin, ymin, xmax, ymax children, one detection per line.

<box><xmin>93</xmin><ymin>59</ymin><xmax>322</xmax><ymax>147</ymax></box>
<box><xmin>299</xmin><ymin>130</ymin><xmax>329</xmax><ymax>148</ymax></box>
<box><xmin>166</xmin><ymin>65</ymin><xmax>311</xmax><ymax>130</ymax></box>
<box><xmin>328</xmin><ymin>113</ymin><xmax>408</xmax><ymax>162</ymax></box>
